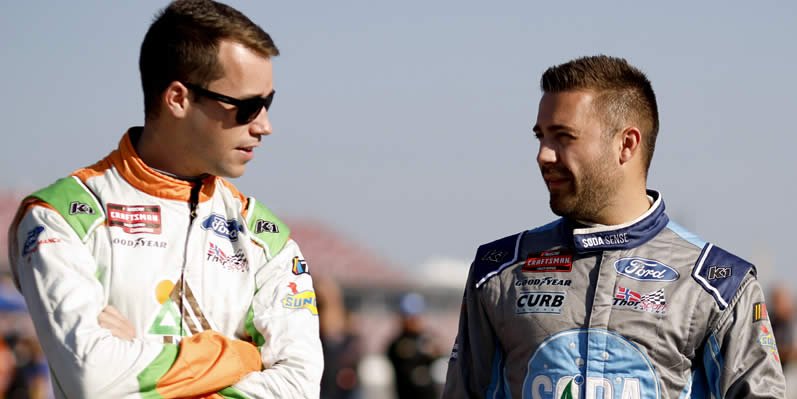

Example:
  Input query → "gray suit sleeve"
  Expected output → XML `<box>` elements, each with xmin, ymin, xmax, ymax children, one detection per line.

<box><xmin>442</xmin><ymin>264</ymin><xmax>502</xmax><ymax>398</ymax></box>
<box><xmin>708</xmin><ymin>274</ymin><xmax>786</xmax><ymax>398</ymax></box>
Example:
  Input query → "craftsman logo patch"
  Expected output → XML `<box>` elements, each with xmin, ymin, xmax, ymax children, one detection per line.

<box><xmin>254</xmin><ymin>219</ymin><xmax>279</xmax><ymax>234</ymax></box>
<box><xmin>706</xmin><ymin>266</ymin><xmax>731</xmax><ymax>280</ymax></box>
<box><xmin>69</xmin><ymin>201</ymin><xmax>95</xmax><ymax>215</ymax></box>
<box><xmin>523</xmin><ymin>250</ymin><xmax>573</xmax><ymax>273</ymax></box>
<box><xmin>753</xmin><ymin>303</ymin><xmax>769</xmax><ymax>323</ymax></box>
<box><xmin>282</xmin><ymin>290</ymin><xmax>318</xmax><ymax>315</ymax></box>
<box><xmin>516</xmin><ymin>291</ymin><xmax>566</xmax><ymax>314</ymax></box>
<box><xmin>612</xmin><ymin>287</ymin><xmax>667</xmax><ymax>314</ymax></box>
<box><xmin>201</xmin><ymin>214</ymin><xmax>243</xmax><ymax>241</ymax></box>
<box><xmin>614</xmin><ymin>257</ymin><xmax>679</xmax><ymax>281</ymax></box>
<box><xmin>107</xmin><ymin>204</ymin><xmax>162</xmax><ymax>234</ymax></box>
<box><xmin>292</xmin><ymin>257</ymin><xmax>309</xmax><ymax>275</ymax></box>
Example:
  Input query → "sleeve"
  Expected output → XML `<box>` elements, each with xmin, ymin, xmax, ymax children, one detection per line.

<box><xmin>442</xmin><ymin>264</ymin><xmax>502</xmax><ymax>398</ymax></box>
<box><xmin>225</xmin><ymin>238</ymin><xmax>324</xmax><ymax>398</ymax></box>
<box><xmin>704</xmin><ymin>273</ymin><xmax>787</xmax><ymax>398</ymax></box>
<box><xmin>10</xmin><ymin>205</ymin><xmax>261</xmax><ymax>398</ymax></box>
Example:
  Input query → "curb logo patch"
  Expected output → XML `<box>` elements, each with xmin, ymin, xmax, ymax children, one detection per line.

<box><xmin>516</xmin><ymin>291</ymin><xmax>566</xmax><ymax>314</ymax></box>
<box><xmin>107</xmin><ymin>204</ymin><xmax>162</xmax><ymax>234</ymax></box>
<box><xmin>614</xmin><ymin>257</ymin><xmax>679</xmax><ymax>281</ymax></box>
<box><xmin>69</xmin><ymin>201</ymin><xmax>95</xmax><ymax>215</ymax></box>
<box><xmin>523</xmin><ymin>250</ymin><xmax>573</xmax><ymax>273</ymax></box>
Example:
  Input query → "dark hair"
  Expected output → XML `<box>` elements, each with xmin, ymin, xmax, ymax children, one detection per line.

<box><xmin>541</xmin><ymin>55</ymin><xmax>659</xmax><ymax>174</ymax></box>
<box><xmin>139</xmin><ymin>0</ymin><xmax>279</xmax><ymax>119</ymax></box>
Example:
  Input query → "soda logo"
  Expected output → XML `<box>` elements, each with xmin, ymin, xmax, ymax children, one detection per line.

<box><xmin>201</xmin><ymin>214</ymin><xmax>243</xmax><ymax>241</ymax></box>
<box><xmin>614</xmin><ymin>258</ymin><xmax>679</xmax><ymax>281</ymax></box>
<box><xmin>530</xmin><ymin>375</ymin><xmax>641</xmax><ymax>399</ymax></box>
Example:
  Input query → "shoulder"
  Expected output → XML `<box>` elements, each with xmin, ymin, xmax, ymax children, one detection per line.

<box><xmin>23</xmin><ymin>176</ymin><xmax>105</xmax><ymax>242</ymax></box>
<box><xmin>243</xmin><ymin>196</ymin><xmax>291</xmax><ymax>260</ymax></box>
<box><xmin>471</xmin><ymin>219</ymin><xmax>564</xmax><ymax>289</ymax></box>
<box><xmin>691</xmin><ymin>242</ymin><xmax>756</xmax><ymax>310</ymax></box>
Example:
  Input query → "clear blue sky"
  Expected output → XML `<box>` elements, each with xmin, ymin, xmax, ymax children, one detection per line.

<box><xmin>2</xmin><ymin>1</ymin><xmax>795</xmax><ymax>286</ymax></box>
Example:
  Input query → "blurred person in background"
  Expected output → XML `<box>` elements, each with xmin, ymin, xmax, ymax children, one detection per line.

<box><xmin>770</xmin><ymin>285</ymin><xmax>797</xmax><ymax>365</ymax></box>
<box><xmin>387</xmin><ymin>292</ymin><xmax>442</xmax><ymax>399</ymax></box>
<box><xmin>443</xmin><ymin>55</ymin><xmax>786</xmax><ymax>398</ymax></box>
<box><xmin>316</xmin><ymin>276</ymin><xmax>364</xmax><ymax>399</ymax></box>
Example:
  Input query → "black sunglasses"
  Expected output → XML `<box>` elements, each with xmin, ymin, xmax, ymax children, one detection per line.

<box><xmin>183</xmin><ymin>82</ymin><xmax>275</xmax><ymax>125</ymax></box>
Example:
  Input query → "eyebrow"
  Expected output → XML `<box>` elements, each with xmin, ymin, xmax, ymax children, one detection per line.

<box><xmin>533</xmin><ymin>123</ymin><xmax>576</xmax><ymax>134</ymax></box>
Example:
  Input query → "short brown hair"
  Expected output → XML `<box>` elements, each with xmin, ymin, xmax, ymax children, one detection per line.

<box><xmin>541</xmin><ymin>55</ymin><xmax>659</xmax><ymax>174</ymax></box>
<box><xmin>139</xmin><ymin>0</ymin><xmax>279</xmax><ymax>119</ymax></box>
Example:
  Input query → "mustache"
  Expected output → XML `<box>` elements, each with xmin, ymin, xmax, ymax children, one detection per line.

<box><xmin>540</xmin><ymin>165</ymin><xmax>572</xmax><ymax>179</ymax></box>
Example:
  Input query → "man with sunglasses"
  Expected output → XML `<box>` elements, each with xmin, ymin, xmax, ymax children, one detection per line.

<box><xmin>8</xmin><ymin>1</ymin><xmax>323</xmax><ymax>398</ymax></box>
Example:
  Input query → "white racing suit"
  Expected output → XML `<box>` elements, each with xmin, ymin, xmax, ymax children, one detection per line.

<box><xmin>8</xmin><ymin>129</ymin><xmax>323</xmax><ymax>398</ymax></box>
<box><xmin>443</xmin><ymin>190</ymin><xmax>786</xmax><ymax>398</ymax></box>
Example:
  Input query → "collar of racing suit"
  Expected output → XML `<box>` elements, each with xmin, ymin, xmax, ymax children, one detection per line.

<box><xmin>565</xmin><ymin>189</ymin><xmax>669</xmax><ymax>253</ymax></box>
<box><xmin>107</xmin><ymin>128</ymin><xmax>218</xmax><ymax>203</ymax></box>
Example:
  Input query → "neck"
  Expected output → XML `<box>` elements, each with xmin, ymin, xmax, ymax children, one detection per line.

<box><xmin>137</xmin><ymin>122</ymin><xmax>200</xmax><ymax>178</ymax></box>
<box><xmin>589</xmin><ymin>186</ymin><xmax>651</xmax><ymax>226</ymax></box>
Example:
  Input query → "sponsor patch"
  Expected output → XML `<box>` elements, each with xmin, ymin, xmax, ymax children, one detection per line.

<box><xmin>254</xmin><ymin>219</ymin><xmax>279</xmax><ymax>234</ymax></box>
<box><xmin>612</xmin><ymin>287</ymin><xmax>667</xmax><ymax>314</ymax></box>
<box><xmin>292</xmin><ymin>257</ymin><xmax>309</xmax><ymax>275</ymax></box>
<box><xmin>107</xmin><ymin>204</ymin><xmax>162</xmax><ymax>234</ymax></box>
<box><xmin>515</xmin><ymin>277</ymin><xmax>572</xmax><ymax>288</ymax></box>
<box><xmin>22</xmin><ymin>226</ymin><xmax>45</xmax><ymax>256</ymax></box>
<box><xmin>69</xmin><ymin>201</ymin><xmax>95</xmax><ymax>215</ymax></box>
<box><xmin>516</xmin><ymin>291</ymin><xmax>566</xmax><ymax>314</ymax></box>
<box><xmin>449</xmin><ymin>342</ymin><xmax>459</xmax><ymax>360</ymax></box>
<box><xmin>759</xmin><ymin>324</ymin><xmax>780</xmax><ymax>362</ymax></box>
<box><xmin>482</xmin><ymin>249</ymin><xmax>509</xmax><ymax>263</ymax></box>
<box><xmin>206</xmin><ymin>242</ymin><xmax>249</xmax><ymax>272</ymax></box>
<box><xmin>580</xmin><ymin>232</ymin><xmax>629</xmax><ymax>249</ymax></box>
<box><xmin>282</xmin><ymin>290</ymin><xmax>318</xmax><ymax>315</ymax></box>
<box><xmin>112</xmin><ymin>237</ymin><xmax>167</xmax><ymax>249</ymax></box>
<box><xmin>201</xmin><ymin>214</ymin><xmax>243</xmax><ymax>241</ymax></box>
<box><xmin>753</xmin><ymin>302</ymin><xmax>769</xmax><ymax>323</ymax></box>
<box><xmin>523</xmin><ymin>250</ymin><xmax>573</xmax><ymax>273</ymax></box>
<box><xmin>706</xmin><ymin>265</ymin><xmax>731</xmax><ymax>280</ymax></box>
<box><xmin>614</xmin><ymin>257</ymin><xmax>679</xmax><ymax>281</ymax></box>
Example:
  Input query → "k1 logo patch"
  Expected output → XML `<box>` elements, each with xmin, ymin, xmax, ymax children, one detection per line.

<box><xmin>69</xmin><ymin>201</ymin><xmax>95</xmax><ymax>215</ymax></box>
<box><xmin>254</xmin><ymin>219</ymin><xmax>279</xmax><ymax>234</ymax></box>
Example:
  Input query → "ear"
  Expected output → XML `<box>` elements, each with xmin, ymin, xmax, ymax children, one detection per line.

<box><xmin>617</xmin><ymin>126</ymin><xmax>642</xmax><ymax>165</ymax></box>
<box><xmin>162</xmin><ymin>81</ymin><xmax>190</xmax><ymax>119</ymax></box>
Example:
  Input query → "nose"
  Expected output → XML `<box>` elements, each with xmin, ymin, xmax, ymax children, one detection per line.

<box><xmin>536</xmin><ymin>140</ymin><xmax>557</xmax><ymax>167</ymax></box>
<box><xmin>249</xmin><ymin>107</ymin><xmax>272</xmax><ymax>136</ymax></box>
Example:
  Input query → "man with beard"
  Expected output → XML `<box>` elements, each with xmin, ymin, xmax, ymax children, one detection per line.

<box><xmin>442</xmin><ymin>55</ymin><xmax>786</xmax><ymax>398</ymax></box>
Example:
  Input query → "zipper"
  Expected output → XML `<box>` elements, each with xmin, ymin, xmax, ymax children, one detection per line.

<box><xmin>177</xmin><ymin>180</ymin><xmax>203</xmax><ymax>338</ymax></box>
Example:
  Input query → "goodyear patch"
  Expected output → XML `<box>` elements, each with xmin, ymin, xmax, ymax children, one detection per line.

<box><xmin>292</xmin><ymin>257</ymin><xmax>309</xmax><ymax>275</ymax></box>
<box><xmin>282</xmin><ymin>290</ymin><xmax>318</xmax><ymax>315</ymax></box>
<box><xmin>753</xmin><ymin>302</ymin><xmax>768</xmax><ymax>323</ymax></box>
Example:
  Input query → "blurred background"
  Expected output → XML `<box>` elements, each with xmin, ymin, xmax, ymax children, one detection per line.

<box><xmin>1</xmin><ymin>1</ymin><xmax>796</xmax><ymax>397</ymax></box>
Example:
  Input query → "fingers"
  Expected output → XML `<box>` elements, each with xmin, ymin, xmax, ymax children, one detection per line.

<box><xmin>98</xmin><ymin>305</ymin><xmax>137</xmax><ymax>341</ymax></box>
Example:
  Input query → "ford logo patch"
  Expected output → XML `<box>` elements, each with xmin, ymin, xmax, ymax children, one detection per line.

<box><xmin>201</xmin><ymin>214</ymin><xmax>243</xmax><ymax>241</ymax></box>
<box><xmin>614</xmin><ymin>257</ymin><xmax>679</xmax><ymax>281</ymax></box>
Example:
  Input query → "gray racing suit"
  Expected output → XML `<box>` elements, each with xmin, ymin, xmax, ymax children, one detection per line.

<box><xmin>443</xmin><ymin>190</ymin><xmax>785</xmax><ymax>399</ymax></box>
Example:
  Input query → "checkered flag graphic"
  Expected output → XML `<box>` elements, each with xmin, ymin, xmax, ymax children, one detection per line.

<box><xmin>640</xmin><ymin>289</ymin><xmax>666</xmax><ymax>306</ymax></box>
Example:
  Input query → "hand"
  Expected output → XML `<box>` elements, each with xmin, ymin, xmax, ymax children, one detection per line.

<box><xmin>98</xmin><ymin>305</ymin><xmax>136</xmax><ymax>341</ymax></box>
